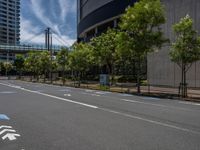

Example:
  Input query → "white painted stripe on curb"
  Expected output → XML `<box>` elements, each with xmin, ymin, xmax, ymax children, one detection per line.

<box><xmin>0</xmin><ymin>83</ymin><xmax>98</xmax><ymax>109</ymax></box>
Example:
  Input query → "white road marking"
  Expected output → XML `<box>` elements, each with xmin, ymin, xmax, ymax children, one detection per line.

<box><xmin>142</xmin><ymin>97</ymin><xmax>161</xmax><ymax>100</ymax></box>
<box><xmin>120</xmin><ymin>94</ymin><xmax>133</xmax><ymax>97</ymax></box>
<box><xmin>0</xmin><ymin>91</ymin><xmax>17</xmax><ymax>94</ymax></box>
<box><xmin>64</xmin><ymin>94</ymin><xmax>71</xmax><ymax>97</ymax></box>
<box><xmin>0</xmin><ymin>126</ymin><xmax>21</xmax><ymax>141</ymax></box>
<box><xmin>2</xmin><ymin>133</ymin><xmax>20</xmax><ymax>141</ymax></box>
<box><xmin>179</xmin><ymin>101</ymin><xmax>200</xmax><ymax>106</ymax></box>
<box><xmin>95</xmin><ymin>91</ymin><xmax>110</xmax><ymax>95</ymax></box>
<box><xmin>1</xmin><ymin>82</ymin><xmax>199</xmax><ymax>135</ymax></box>
<box><xmin>0</xmin><ymin>126</ymin><xmax>12</xmax><ymax>129</ymax></box>
<box><xmin>81</xmin><ymin>92</ymin><xmax>100</xmax><ymax>97</ymax></box>
<box><xmin>0</xmin><ymin>82</ymin><xmax>98</xmax><ymax>109</ymax></box>
<box><xmin>100</xmin><ymin>108</ymin><xmax>200</xmax><ymax>135</ymax></box>
<box><xmin>120</xmin><ymin>99</ymin><xmax>192</xmax><ymax>111</ymax></box>
<box><xmin>85</xmin><ymin>89</ymin><xmax>95</xmax><ymax>92</ymax></box>
<box><xmin>0</xmin><ymin>129</ymin><xmax>16</xmax><ymax>135</ymax></box>
<box><xmin>91</xmin><ymin>94</ymin><xmax>101</xmax><ymax>97</ymax></box>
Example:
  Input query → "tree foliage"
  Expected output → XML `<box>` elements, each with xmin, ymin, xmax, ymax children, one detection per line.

<box><xmin>39</xmin><ymin>51</ymin><xmax>51</xmax><ymax>82</ymax></box>
<box><xmin>170</xmin><ymin>15</ymin><xmax>200</xmax><ymax>97</ymax></box>
<box><xmin>24</xmin><ymin>51</ymin><xmax>41</xmax><ymax>80</ymax></box>
<box><xmin>56</xmin><ymin>47</ymin><xmax>69</xmax><ymax>84</ymax></box>
<box><xmin>118</xmin><ymin>0</ymin><xmax>167</xmax><ymax>93</ymax></box>
<box><xmin>69</xmin><ymin>43</ymin><xmax>94</xmax><ymax>81</ymax></box>
<box><xmin>14</xmin><ymin>54</ymin><xmax>25</xmax><ymax>78</ymax></box>
<box><xmin>91</xmin><ymin>29</ymin><xmax>118</xmax><ymax>74</ymax></box>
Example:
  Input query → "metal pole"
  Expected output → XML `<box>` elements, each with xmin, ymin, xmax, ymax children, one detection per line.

<box><xmin>50</xmin><ymin>31</ymin><xmax>53</xmax><ymax>84</ymax></box>
<box><xmin>6</xmin><ymin>50</ymin><xmax>9</xmax><ymax>77</ymax></box>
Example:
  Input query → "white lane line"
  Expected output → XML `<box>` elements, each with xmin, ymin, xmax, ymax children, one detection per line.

<box><xmin>120</xmin><ymin>99</ymin><xmax>193</xmax><ymax>111</ymax></box>
<box><xmin>100</xmin><ymin>108</ymin><xmax>200</xmax><ymax>135</ymax></box>
<box><xmin>81</xmin><ymin>92</ymin><xmax>100</xmax><ymax>97</ymax></box>
<box><xmin>0</xmin><ymin>83</ymin><xmax>98</xmax><ymax>109</ymax></box>
<box><xmin>64</xmin><ymin>94</ymin><xmax>71</xmax><ymax>97</ymax></box>
<box><xmin>0</xmin><ymin>126</ymin><xmax>12</xmax><ymax>129</ymax></box>
<box><xmin>142</xmin><ymin>97</ymin><xmax>161</xmax><ymax>100</ymax></box>
<box><xmin>120</xmin><ymin>94</ymin><xmax>133</xmax><ymax>97</ymax></box>
<box><xmin>0</xmin><ymin>91</ymin><xmax>17</xmax><ymax>94</ymax></box>
<box><xmin>1</xmin><ymin>82</ymin><xmax>199</xmax><ymax>135</ymax></box>
<box><xmin>179</xmin><ymin>101</ymin><xmax>200</xmax><ymax>106</ymax></box>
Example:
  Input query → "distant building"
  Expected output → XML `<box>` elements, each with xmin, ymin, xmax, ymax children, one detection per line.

<box><xmin>77</xmin><ymin>0</ymin><xmax>200</xmax><ymax>88</ymax></box>
<box><xmin>0</xmin><ymin>0</ymin><xmax>20</xmax><ymax>45</ymax></box>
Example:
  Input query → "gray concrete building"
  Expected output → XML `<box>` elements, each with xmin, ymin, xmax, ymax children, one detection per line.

<box><xmin>77</xmin><ymin>0</ymin><xmax>200</xmax><ymax>88</ymax></box>
<box><xmin>0</xmin><ymin>0</ymin><xmax>20</xmax><ymax>45</ymax></box>
<box><xmin>148</xmin><ymin>0</ymin><xmax>200</xmax><ymax>88</ymax></box>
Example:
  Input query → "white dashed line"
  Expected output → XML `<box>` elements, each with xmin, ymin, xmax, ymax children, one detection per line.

<box><xmin>179</xmin><ymin>101</ymin><xmax>200</xmax><ymax>106</ymax></box>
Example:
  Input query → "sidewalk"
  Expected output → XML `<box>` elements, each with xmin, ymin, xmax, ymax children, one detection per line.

<box><xmin>18</xmin><ymin>77</ymin><xmax>200</xmax><ymax>102</ymax></box>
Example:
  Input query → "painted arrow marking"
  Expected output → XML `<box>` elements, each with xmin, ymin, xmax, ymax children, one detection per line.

<box><xmin>0</xmin><ymin>129</ymin><xmax>16</xmax><ymax>135</ymax></box>
<box><xmin>0</xmin><ymin>126</ymin><xmax>12</xmax><ymax>129</ymax></box>
<box><xmin>0</xmin><ymin>125</ymin><xmax>20</xmax><ymax>141</ymax></box>
<box><xmin>2</xmin><ymin>133</ymin><xmax>20</xmax><ymax>141</ymax></box>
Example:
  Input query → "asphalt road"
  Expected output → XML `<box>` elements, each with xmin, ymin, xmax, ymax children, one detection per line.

<box><xmin>0</xmin><ymin>80</ymin><xmax>200</xmax><ymax>150</ymax></box>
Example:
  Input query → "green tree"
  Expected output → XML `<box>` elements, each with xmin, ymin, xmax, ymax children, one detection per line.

<box><xmin>90</xmin><ymin>28</ymin><xmax>118</xmax><ymax>85</ymax></box>
<box><xmin>24</xmin><ymin>52</ymin><xmax>41</xmax><ymax>81</ymax></box>
<box><xmin>39</xmin><ymin>51</ymin><xmax>51</xmax><ymax>83</ymax></box>
<box><xmin>0</xmin><ymin>62</ymin><xmax>5</xmax><ymax>75</ymax></box>
<box><xmin>170</xmin><ymin>15</ymin><xmax>200</xmax><ymax>98</ymax></box>
<box><xmin>57</xmin><ymin>47</ymin><xmax>69</xmax><ymax>85</ymax></box>
<box><xmin>118</xmin><ymin>0</ymin><xmax>167</xmax><ymax>94</ymax></box>
<box><xmin>69</xmin><ymin>43</ymin><xmax>93</xmax><ymax>86</ymax></box>
<box><xmin>3</xmin><ymin>62</ymin><xmax>13</xmax><ymax>76</ymax></box>
<box><xmin>14</xmin><ymin>54</ymin><xmax>25</xmax><ymax>79</ymax></box>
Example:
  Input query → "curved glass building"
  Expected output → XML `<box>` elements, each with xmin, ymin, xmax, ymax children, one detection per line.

<box><xmin>77</xmin><ymin>0</ymin><xmax>136</xmax><ymax>41</ymax></box>
<box><xmin>0</xmin><ymin>0</ymin><xmax>20</xmax><ymax>45</ymax></box>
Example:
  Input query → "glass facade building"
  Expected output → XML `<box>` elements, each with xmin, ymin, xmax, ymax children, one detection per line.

<box><xmin>0</xmin><ymin>0</ymin><xmax>20</xmax><ymax>45</ymax></box>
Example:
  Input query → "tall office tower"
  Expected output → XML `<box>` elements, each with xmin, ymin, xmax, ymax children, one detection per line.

<box><xmin>0</xmin><ymin>0</ymin><xmax>20</xmax><ymax>45</ymax></box>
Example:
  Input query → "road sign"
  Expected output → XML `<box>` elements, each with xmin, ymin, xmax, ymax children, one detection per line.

<box><xmin>0</xmin><ymin>125</ymin><xmax>20</xmax><ymax>141</ymax></box>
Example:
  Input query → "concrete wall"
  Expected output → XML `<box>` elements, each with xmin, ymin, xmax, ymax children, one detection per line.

<box><xmin>148</xmin><ymin>0</ymin><xmax>200</xmax><ymax>88</ymax></box>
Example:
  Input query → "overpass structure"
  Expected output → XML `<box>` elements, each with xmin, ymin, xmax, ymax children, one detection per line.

<box><xmin>0</xmin><ymin>27</ymin><xmax>69</xmax><ymax>61</ymax></box>
<box><xmin>0</xmin><ymin>44</ymin><xmax>65</xmax><ymax>61</ymax></box>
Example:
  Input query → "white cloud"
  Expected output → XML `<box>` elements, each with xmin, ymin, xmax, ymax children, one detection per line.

<box><xmin>30</xmin><ymin>0</ymin><xmax>61</xmax><ymax>34</ymax></box>
<box><xmin>20</xmin><ymin>0</ymin><xmax>76</xmax><ymax>46</ymax></box>
<box><xmin>20</xmin><ymin>16</ymin><xmax>76</xmax><ymax>46</ymax></box>
<box><xmin>58</xmin><ymin>0</ymin><xmax>76</xmax><ymax>22</ymax></box>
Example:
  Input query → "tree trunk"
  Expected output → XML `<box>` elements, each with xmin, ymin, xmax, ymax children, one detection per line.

<box><xmin>62</xmin><ymin>67</ymin><xmax>65</xmax><ymax>86</ymax></box>
<box><xmin>183</xmin><ymin>66</ymin><xmax>187</xmax><ymax>98</ymax></box>
<box><xmin>44</xmin><ymin>72</ymin><xmax>46</xmax><ymax>83</ymax></box>
<box><xmin>136</xmin><ymin>56</ymin><xmax>141</xmax><ymax>94</ymax></box>
<box><xmin>180</xmin><ymin>64</ymin><xmax>187</xmax><ymax>98</ymax></box>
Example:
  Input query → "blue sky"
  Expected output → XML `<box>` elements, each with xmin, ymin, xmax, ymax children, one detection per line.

<box><xmin>20</xmin><ymin>0</ymin><xmax>77</xmax><ymax>46</ymax></box>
